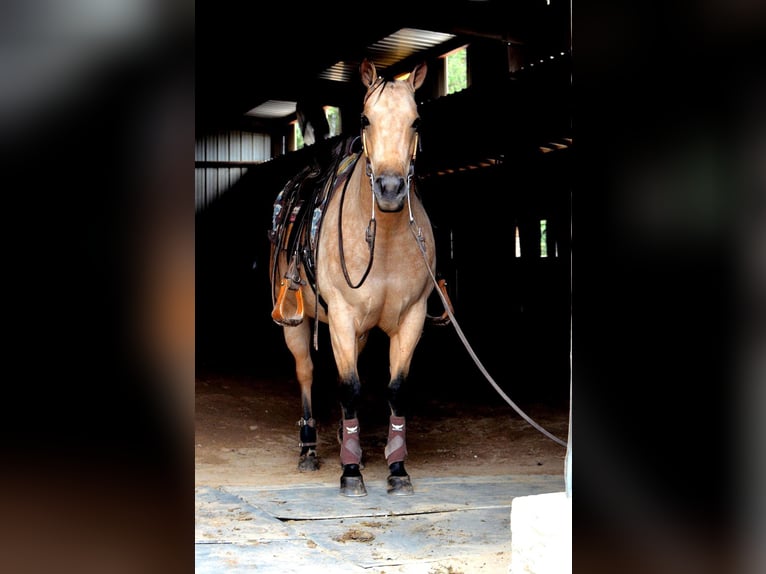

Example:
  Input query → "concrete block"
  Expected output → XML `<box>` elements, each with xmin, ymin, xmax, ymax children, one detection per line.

<box><xmin>510</xmin><ymin>491</ymin><xmax>572</xmax><ymax>574</ymax></box>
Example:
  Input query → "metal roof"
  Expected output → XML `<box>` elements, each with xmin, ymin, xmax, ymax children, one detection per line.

<box><xmin>245</xmin><ymin>100</ymin><xmax>296</xmax><ymax>119</ymax></box>
<box><xmin>196</xmin><ymin>1</ymin><xmax>570</xmax><ymax>132</ymax></box>
<box><xmin>248</xmin><ymin>28</ymin><xmax>457</xmax><ymax>118</ymax></box>
<box><xmin>318</xmin><ymin>28</ymin><xmax>457</xmax><ymax>82</ymax></box>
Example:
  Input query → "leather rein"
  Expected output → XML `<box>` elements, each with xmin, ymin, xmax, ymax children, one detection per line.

<box><xmin>337</xmin><ymin>126</ymin><xmax>419</xmax><ymax>289</ymax></box>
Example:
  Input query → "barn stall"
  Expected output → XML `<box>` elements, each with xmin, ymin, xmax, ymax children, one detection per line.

<box><xmin>195</xmin><ymin>2</ymin><xmax>572</xmax><ymax>572</ymax></box>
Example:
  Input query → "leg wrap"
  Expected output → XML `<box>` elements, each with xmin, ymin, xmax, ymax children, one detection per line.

<box><xmin>340</xmin><ymin>418</ymin><xmax>362</xmax><ymax>466</ymax></box>
<box><xmin>298</xmin><ymin>418</ymin><xmax>316</xmax><ymax>451</ymax></box>
<box><xmin>384</xmin><ymin>415</ymin><xmax>408</xmax><ymax>465</ymax></box>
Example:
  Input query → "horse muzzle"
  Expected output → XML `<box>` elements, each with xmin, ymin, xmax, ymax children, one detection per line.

<box><xmin>373</xmin><ymin>174</ymin><xmax>407</xmax><ymax>212</ymax></box>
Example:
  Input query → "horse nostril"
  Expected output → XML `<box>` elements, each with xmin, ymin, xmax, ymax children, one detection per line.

<box><xmin>377</xmin><ymin>175</ymin><xmax>405</xmax><ymax>197</ymax></box>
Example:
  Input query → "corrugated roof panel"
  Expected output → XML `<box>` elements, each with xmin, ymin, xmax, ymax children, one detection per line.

<box><xmin>319</xmin><ymin>27</ymin><xmax>456</xmax><ymax>82</ymax></box>
<box><xmin>318</xmin><ymin>61</ymin><xmax>358</xmax><ymax>82</ymax></box>
<box><xmin>249</xmin><ymin>28</ymin><xmax>459</xmax><ymax>116</ymax></box>
<box><xmin>245</xmin><ymin>100</ymin><xmax>296</xmax><ymax>118</ymax></box>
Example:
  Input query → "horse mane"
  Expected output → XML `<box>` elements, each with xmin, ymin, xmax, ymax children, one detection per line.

<box><xmin>363</xmin><ymin>77</ymin><xmax>389</xmax><ymax>106</ymax></box>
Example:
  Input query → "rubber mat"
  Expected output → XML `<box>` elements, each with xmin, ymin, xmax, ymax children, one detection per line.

<box><xmin>229</xmin><ymin>474</ymin><xmax>564</xmax><ymax>520</ymax></box>
<box><xmin>195</xmin><ymin>474</ymin><xmax>565</xmax><ymax>573</ymax></box>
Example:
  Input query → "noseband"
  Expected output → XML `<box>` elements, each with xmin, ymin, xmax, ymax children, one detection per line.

<box><xmin>361</xmin><ymin>122</ymin><xmax>419</xmax><ymax>223</ymax></box>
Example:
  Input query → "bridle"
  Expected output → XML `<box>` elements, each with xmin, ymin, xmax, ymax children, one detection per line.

<box><xmin>337</xmin><ymin>90</ymin><xmax>421</xmax><ymax>289</ymax></box>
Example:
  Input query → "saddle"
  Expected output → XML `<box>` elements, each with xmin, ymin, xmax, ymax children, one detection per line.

<box><xmin>269</xmin><ymin>136</ymin><xmax>362</xmax><ymax>326</ymax></box>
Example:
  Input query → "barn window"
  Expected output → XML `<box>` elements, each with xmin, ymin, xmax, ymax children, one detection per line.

<box><xmin>444</xmin><ymin>45</ymin><xmax>468</xmax><ymax>95</ymax></box>
<box><xmin>325</xmin><ymin>106</ymin><xmax>341</xmax><ymax>137</ymax></box>
<box><xmin>540</xmin><ymin>219</ymin><xmax>548</xmax><ymax>258</ymax></box>
<box><xmin>294</xmin><ymin>105</ymin><xmax>341</xmax><ymax>150</ymax></box>
<box><xmin>293</xmin><ymin>120</ymin><xmax>304</xmax><ymax>150</ymax></box>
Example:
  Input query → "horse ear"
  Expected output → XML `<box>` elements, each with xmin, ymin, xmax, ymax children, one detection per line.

<box><xmin>409</xmin><ymin>62</ymin><xmax>427</xmax><ymax>91</ymax></box>
<box><xmin>360</xmin><ymin>59</ymin><xmax>377</xmax><ymax>88</ymax></box>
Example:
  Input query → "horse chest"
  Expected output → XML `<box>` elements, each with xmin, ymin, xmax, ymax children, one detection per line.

<box><xmin>319</xmin><ymin>275</ymin><xmax>421</xmax><ymax>328</ymax></box>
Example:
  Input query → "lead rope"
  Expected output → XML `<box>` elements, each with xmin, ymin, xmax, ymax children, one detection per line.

<box><xmin>408</xmin><ymin>217</ymin><xmax>567</xmax><ymax>448</ymax></box>
<box><xmin>405</xmin><ymin>128</ymin><xmax>564</xmax><ymax>446</ymax></box>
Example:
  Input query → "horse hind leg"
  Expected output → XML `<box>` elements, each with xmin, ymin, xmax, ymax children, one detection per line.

<box><xmin>283</xmin><ymin>321</ymin><xmax>320</xmax><ymax>471</ymax></box>
<box><xmin>297</xmin><ymin>409</ymin><xmax>318</xmax><ymax>471</ymax></box>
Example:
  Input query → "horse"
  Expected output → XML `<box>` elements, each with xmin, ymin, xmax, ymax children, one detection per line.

<box><xmin>268</xmin><ymin>58</ymin><xmax>435</xmax><ymax>497</ymax></box>
<box><xmin>295</xmin><ymin>96</ymin><xmax>330</xmax><ymax>146</ymax></box>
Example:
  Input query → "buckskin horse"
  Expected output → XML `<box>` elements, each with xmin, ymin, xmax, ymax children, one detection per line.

<box><xmin>269</xmin><ymin>59</ymin><xmax>438</xmax><ymax>496</ymax></box>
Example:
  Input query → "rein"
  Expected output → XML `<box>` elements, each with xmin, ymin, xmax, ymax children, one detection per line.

<box><xmin>337</xmin><ymin>127</ymin><xmax>419</xmax><ymax>289</ymax></box>
<box><xmin>408</xmin><ymin>220</ymin><xmax>568</xmax><ymax>449</ymax></box>
<box><xmin>337</xmin><ymin>152</ymin><xmax>374</xmax><ymax>289</ymax></box>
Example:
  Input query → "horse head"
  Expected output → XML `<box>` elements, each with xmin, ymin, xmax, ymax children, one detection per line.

<box><xmin>296</xmin><ymin>97</ymin><xmax>330</xmax><ymax>146</ymax></box>
<box><xmin>359</xmin><ymin>58</ymin><xmax>427</xmax><ymax>212</ymax></box>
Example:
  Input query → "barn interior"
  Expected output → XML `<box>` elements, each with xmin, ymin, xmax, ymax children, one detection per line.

<box><xmin>195</xmin><ymin>1</ymin><xmax>573</xmax><ymax>408</ymax></box>
<box><xmin>1</xmin><ymin>0</ymin><xmax>754</xmax><ymax>571</ymax></box>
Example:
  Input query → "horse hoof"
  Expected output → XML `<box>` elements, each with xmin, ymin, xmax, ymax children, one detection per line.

<box><xmin>298</xmin><ymin>454</ymin><xmax>320</xmax><ymax>472</ymax></box>
<box><xmin>387</xmin><ymin>474</ymin><xmax>414</xmax><ymax>496</ymax></box>
<box><xmin>340</xmin><ymin>475</ymin><xmax>367</xmax><ymax>497</ymax></box>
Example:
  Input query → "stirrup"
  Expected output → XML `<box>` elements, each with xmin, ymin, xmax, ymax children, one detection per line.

<box><xmin>426</xmin><ymin>278</ymin><xmax>453</xmax><ymax>326</ymax></box>
<box><xmin>271</xmin><ymin>279</ymin><xmax>304</xmax><ymax>326</ymax></box>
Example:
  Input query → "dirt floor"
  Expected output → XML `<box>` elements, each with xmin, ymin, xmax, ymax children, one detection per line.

<box><xmin>195</xmin><ymin>364</ymin><xmax>570</xmax><ymax>573</ymax></box>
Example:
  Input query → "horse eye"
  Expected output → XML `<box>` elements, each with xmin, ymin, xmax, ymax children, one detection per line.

<box><xmin>360</xmin><ymin>115</ymin><xmax>370</xmax><ymax>128</ymax></box>
<box><xmin>412</xmin><ymin>118</ymin><xmax>421</xmax><ymax>131</ymax></box>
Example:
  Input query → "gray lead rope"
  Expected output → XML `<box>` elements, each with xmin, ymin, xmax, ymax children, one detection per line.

<box><xmin>408</xmin><ymin>218</ymin><xmax>568</xmax><ymax>448</ymax></box>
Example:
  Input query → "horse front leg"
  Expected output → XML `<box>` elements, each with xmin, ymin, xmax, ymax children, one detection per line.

<box><xmin>338</xmin><ymin>372</ymin><xmax>366</xmax><ymax>496</ymax></box>
<box><xmin>330</xmin><ymin>321</ymin><xmax>367</xmax><ymax>497</ymax></box>
<box><xmin>384</xmin><ymin>314</ymin><xmax>426</xmax><ymax>496</ymax></box>
<box><xmin>385</xmin><ymin>371</ymin><xmax>414</xmax><ymax>495</ymax></box>
<box><xmin>283</xmin><ymin>321</ymin><xmax>320</xmax><ymax>471</ymax></box>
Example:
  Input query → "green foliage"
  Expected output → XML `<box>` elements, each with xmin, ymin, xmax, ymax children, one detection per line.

<box><xmin>295</xmin><ymin>123</ymin><xmax>305</xmax><ymax>149</ymax></box>
<box><xmin>446</xmin><ymin>48</ymin><xmax>467</xmax><ymax>95</ymax></box>
<box><xmin>326</xmin><ymin>106</ymin><xmax>340</xmax><ymax>137</ymax></box>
